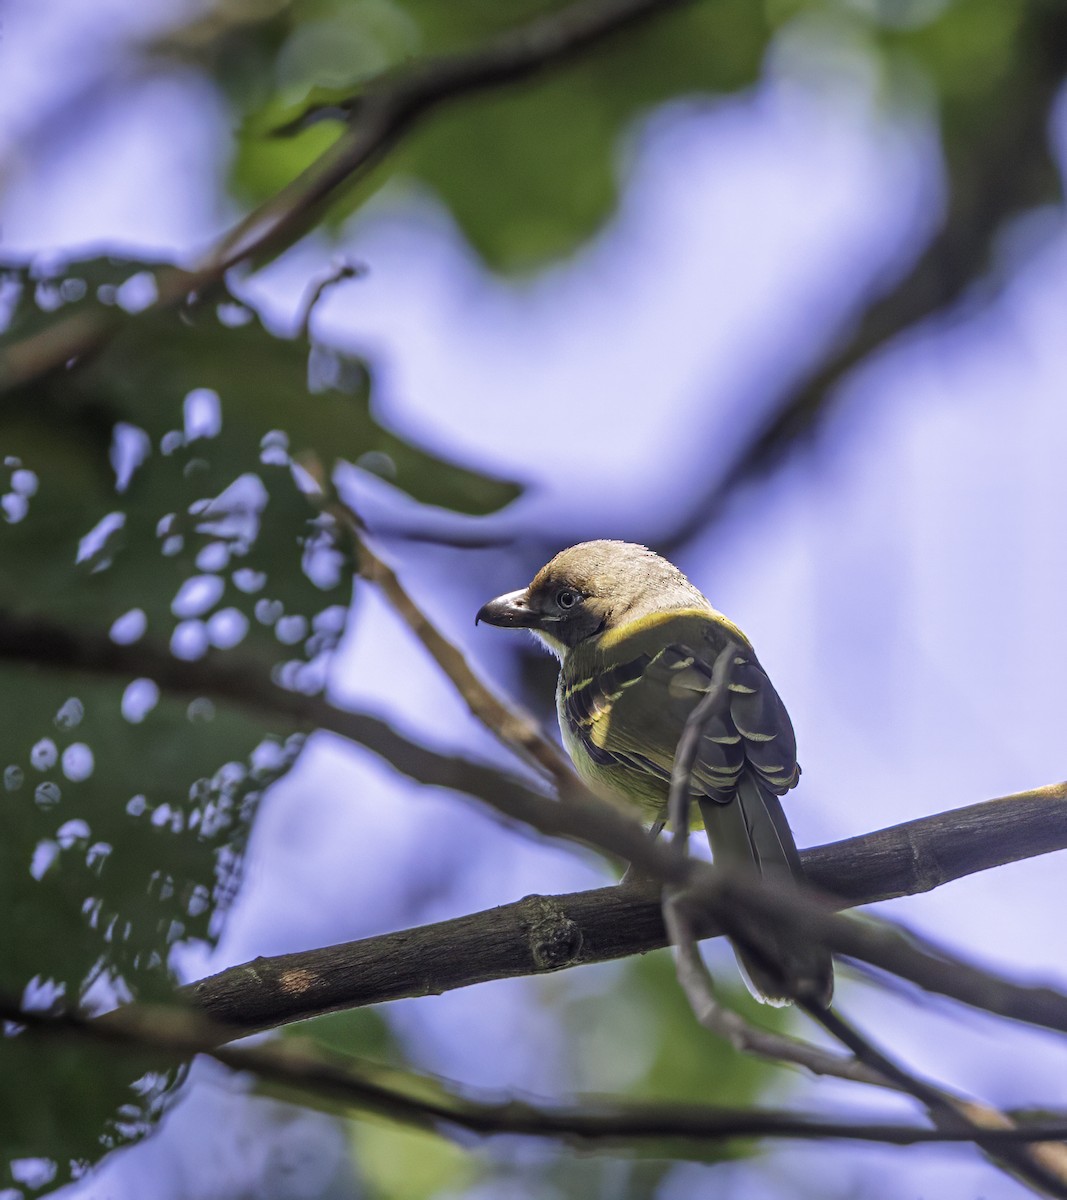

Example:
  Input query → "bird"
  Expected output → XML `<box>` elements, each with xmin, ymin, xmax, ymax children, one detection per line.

<box><xmin>476</xmin><ymin>539</ymin><xmax>832</xmax><ymax>1006</ymax></box>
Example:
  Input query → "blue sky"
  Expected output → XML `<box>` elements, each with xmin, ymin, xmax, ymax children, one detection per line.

<box><xmin>5</xmin><ymin>1</ymin><xmax>1067</xmax><ymax>1197</ymax></box>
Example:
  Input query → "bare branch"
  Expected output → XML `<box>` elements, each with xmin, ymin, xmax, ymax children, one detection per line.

<box><xmin>0</xmin><ymin>606</ymin><xmax>662</xmax><ymax>872</ymax></box>
<box><xmin>667</xmin><ymin>891</ymin><xmax>1067</xmax><ymax>1195</ymax></box>
<box><xmin>658</xmin><ymin>641</ymin><xmax>892</xmax><ymax>1120</ymax></box>
<box><xmin>9</xmin><ymin>998</ymin><xmax>1067</xmax><ymax>1153</ymax></box>
<box><xmin>710</xmin><ymin>868</ymin><xmax>1067</xmax><ymax>1042</ymax></box>
<box><xmin>663</xmin><ymin>662</ymin><xmax>1067</xmax><ymax>1197</ymax></box>
<box><xmin>183</xmin><ymin>785</ymin><xmax>1067</xmax><ymax>1034</ymax></box>
<box><xmin>663</xmin><ymin>892</ymin><xmax>884</xmax><ymax>1087</ymax></box>
<box><xmin>803</xmin><ymin>1004</ymin><xmax>1067</xmax><ymax>1197</ymax></box>
<box><xmin>0</xmin><ymin>0</ymin><xmax>693</xmax><ymax>391</ymax></box>
<box><xmin>3</xmin><ymin>608</ymin><xmax>1067</xmax><ymax>1046</ymax></box>
<box><xmin>666</xmin><ymin>639</ymin><xmax>736</xmax><ymax>851</ymax></box>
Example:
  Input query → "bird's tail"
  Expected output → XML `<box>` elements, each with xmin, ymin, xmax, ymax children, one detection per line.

<box><xmin>698</xmin><ymin>775</ymin><xmax>833</xmax><ymax>1006</ymax></box>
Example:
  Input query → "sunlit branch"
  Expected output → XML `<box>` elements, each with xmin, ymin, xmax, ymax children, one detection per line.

<box><xmin>0</xmin><ymin>0</ymin><xmax>693</xmax><ymax>391</ymax></box>
<box><xmin>7</xmin><ymin>998</ymin><xmax>1067</xmax><ymax>1154</ymax></box>
<box><xmin>801</xmin><ymin>1003</ymin><xmax>1067</xmax><ymax>1196</ymax></box>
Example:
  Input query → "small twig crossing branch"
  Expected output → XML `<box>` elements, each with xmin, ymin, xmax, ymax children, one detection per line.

<box><xmin>666</xmin><ymin>639</ymin><xmax>736</xmax><ymax>851</ymax></box>
<box><xmin>662</xmin><ymin>893</ymin><xmax>884</xmax><ymax>1087</ymax></box>
<box><xmin>658</xmin><ymin>640</ymin><xmax>1067</xmax><ymax>1194</ymax></box>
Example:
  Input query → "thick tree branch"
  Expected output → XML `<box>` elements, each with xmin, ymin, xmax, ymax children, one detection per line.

<box><xmin>184</xmin><ymin>785</ymin><xmax>1067</xmax><ymax>1034</ymax></box>
<box><xmin>8</xmin><ymin>999</ymin><xmax>1067</xmax><ymax>1153</ymax></box>
<box><xmin>4</xmin><ymin>607</ymin><xmax>1067</xmax><ymax>1039</ymax></box>
<box><xmin>0</xmin><ymin>0</ymin><xmax>692</xmax><ymax>391</ymax></box>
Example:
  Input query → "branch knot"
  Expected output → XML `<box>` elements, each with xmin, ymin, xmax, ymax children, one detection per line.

<box><xmin>520</xmin><ymin>895</ymin><xmax>584</xmax><ymax>971</ymax></box>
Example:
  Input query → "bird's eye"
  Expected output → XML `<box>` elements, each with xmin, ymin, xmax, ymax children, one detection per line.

<box><xmin>556</xmin><ymin>589</ymin><xmax>579</xmax><ymax>610</ymax></box>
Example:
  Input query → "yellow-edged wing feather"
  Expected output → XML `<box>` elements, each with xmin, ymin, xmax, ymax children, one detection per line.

<box><xmin>557</xmin><ymin>607</ymin><xmax>830</xmax><ymax>1004</ymax></box>
<box><xmin>557</xmin><ymin>608</ymin><xmax>799</xmax><ymax>822</ymax></box>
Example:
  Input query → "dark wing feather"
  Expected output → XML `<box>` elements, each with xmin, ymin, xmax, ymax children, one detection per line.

<box><xmin>561</xmin><ymin>653</ymin><xmax>663</xmax><ymax>771</ymax></box>
<box><xmin>560</xmin><ymin>626</ymin><xmax>799</xmax><ymax>808</ymax></box>
<box><xmin>558</xmin><ymin>612</ymin><xmax>824</xmax><ymax>1003</ymax></box>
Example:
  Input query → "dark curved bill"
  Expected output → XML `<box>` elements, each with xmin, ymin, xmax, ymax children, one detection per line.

<box><xmin>475</xmin><ymin>588</ymin><xmax>539</xmax><ymax>628</ymax></box>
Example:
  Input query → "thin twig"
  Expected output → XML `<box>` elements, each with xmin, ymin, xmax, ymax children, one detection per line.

<box><xmin>663</xmin><ymin>892</ymin><xmax>884</xmax><ymax>1087</ymax></box>
<box><xmin>803</xmin><ymin>1003</ymin><xmax>1067</xmax><ymax>1197</ymax></box>
<box><xmin>666</xmin><ymin>639</ymin><xmax>736</xmax><ymax>853</ymax></box>
<box><xmin>299</xmin><ymin>456</ymin><xmax>575</xmax><ymax>785</ymax></box>
<box><xmin>661</xmin><ymin>648</ymin><xmax>1067</xmax><ymax>1195</ymax></box>
<box><xmin>664</xmin><ymin>894</ymin><xmax>1067</xmax><ymax>1195</ymax></box>
<box><xmin>297</xmin><ymin>261</ymin><xmax>364</xmax><ymax>341</ymax></box>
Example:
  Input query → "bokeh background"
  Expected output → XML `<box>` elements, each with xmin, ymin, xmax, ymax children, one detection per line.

<box><xmin>3</xmin><ymin>0</ymin><xmax>1067</xmax><ymax>1197</ymax></box>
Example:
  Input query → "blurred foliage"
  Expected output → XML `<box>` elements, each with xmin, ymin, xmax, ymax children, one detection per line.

<box><xmin>561</xmin><ymin>951</ymin><xmax>788</xmax><ymax>1190</ymax></box>
<box><xmin>353</xmin><ymin>1123</ymin><xmax>476</xmax><ymax>1200</ymax></box>
<box><xmin>148</xmin><ymin>0</ymin><xmax>1064</xmax><ymax>272</ymax></box>
<box><xmin>599</xmin><ymin>952</ymin><xmax>788</xmax><ymax>1111</ymax></box>
<box><xmin>0</xmin><ymin>254</ymin><xmax>518</xmax><ymax>1194</ymax></box>
<box><xmin>283</xmin><ymin>952</ymin><xmax>791</xmax><ymax>1200</ymax></box>
<box><xmin>4</xmin><ymin>0</ymin><xmax>1066</xmax><ymax>1194</ymax></box>
<box><xmin>275</xmin><ymin>1009</ymin><xmax>479</xmax><ymax>1200</ymax></box>
<box><xmin>158</xmin><ymin>0</ymin><xmax>771</xmax><ymax>268</ymax></box>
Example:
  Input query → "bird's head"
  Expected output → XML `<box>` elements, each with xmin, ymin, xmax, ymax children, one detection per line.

<box><xmin>476</xmin><ymin>540</ymin><xmax>706</xmax><ymax>658</ymax></box>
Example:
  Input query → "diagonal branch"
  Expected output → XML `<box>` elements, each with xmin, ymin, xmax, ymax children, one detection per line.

<box><xmin>802</xmin><ymin>1002</ymin><xmax>1067</xmax><ymax>1197</ymax></box>
<box><xmin>663</xmin><ymin>891</ymin><xmax>884</xmax><ymax>1087</ymax></box>
<box><xmin>0</xmin><ymin>0</ymin><xmax>693</xmax><ymax>392</ymax></box>
<box><xmin>659</xmin><ymin>3</ymin><xmax>1067</xmax><ymax>553</ymax></box>
<box><xmin>662</xmin><ymin>642</ymin><xmax>1067</xmax><ymax>1195</ymax></box>
<box><xmin>300</xmin><ymin>457</ymin><xmax>575</xmax><ymax>784</ymax></box>
<box><xmin>665</xmin><ymin>894</ymin><xmax>1067</xmax><ymax>1196</ymax></box>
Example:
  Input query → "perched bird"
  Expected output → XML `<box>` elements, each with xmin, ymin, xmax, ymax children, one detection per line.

<box><xmin>477</xmin><ymin>540</ymin><xmax>832</xmax><ymax>1006</ymax></box>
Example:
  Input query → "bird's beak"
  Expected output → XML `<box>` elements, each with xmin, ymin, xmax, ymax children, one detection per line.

<box><xmin>476</xmin><ymin>588</ymin><xmax>540</xmax><ymax>628</ymax></box>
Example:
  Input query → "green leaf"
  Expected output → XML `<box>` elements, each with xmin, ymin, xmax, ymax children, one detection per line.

<box><xmin>186</xmin><ymin>0</ymin><xmax>772</xmax><ymax>270</ymax></box>
<box><xmin>0</xmin><ymin>255</ymin><xmax>515</xmax><ymax>1192</ymax></box>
